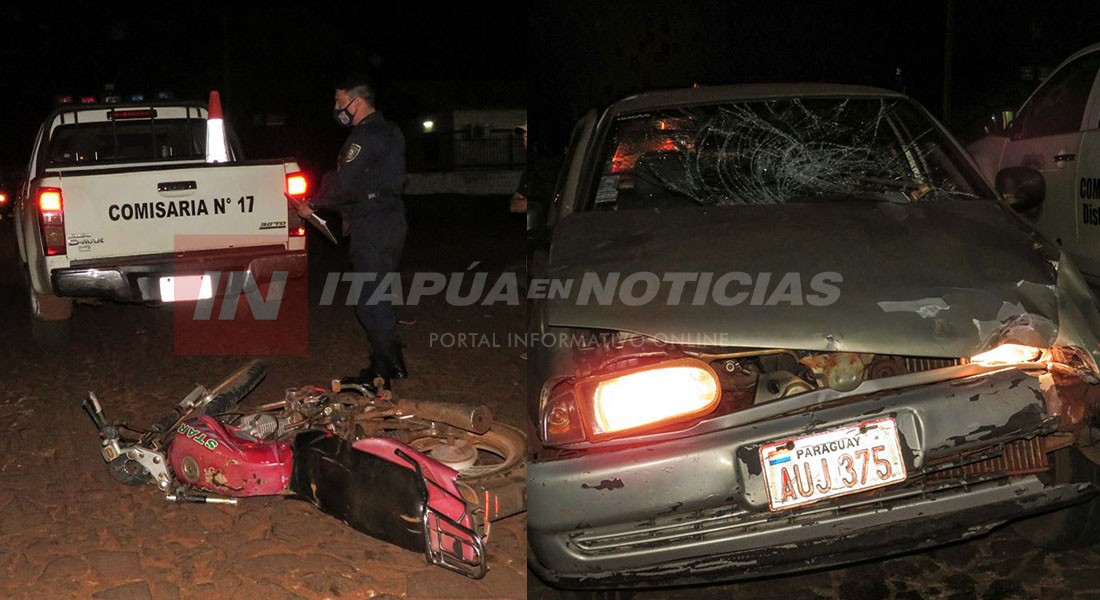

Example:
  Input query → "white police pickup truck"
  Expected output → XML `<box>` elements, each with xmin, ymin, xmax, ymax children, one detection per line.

<box><xmin>967</xmin><ymin>43</ymin><xmax>1100</xmax><ymax>286</ymax></box>
<box><xmin>15</xmin><ymin>96</ymin><xmax>308</xmax><ymax>342</ymax></box>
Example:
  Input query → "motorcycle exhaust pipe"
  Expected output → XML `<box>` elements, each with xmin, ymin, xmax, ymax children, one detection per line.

<box><xmin>167</xmin><ymin>491</ymin><xmax>238</xmax><ymax>505</ymax></box>
<box><xmin>167</xmin><ymin>495</ymin><xmax>238</xmax><ymax>505</ymax></box>
<box><xmin>395</xmin><ymin>399</ymin><xmax>492</xmax><ymax>435</ymax></box>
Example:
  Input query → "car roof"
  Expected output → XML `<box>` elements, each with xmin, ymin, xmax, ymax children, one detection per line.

<box><xmin>45</xmin><ymin>100</ymin><xmax>207</xmax><ymax>124</ymax></box>
<box><xmin>608</xmin><ymin>82</ymin><xmax>907</xmax><ymax>115</ymax></box>
<box><xmin>1058</xmin><ymin>42</ymin><xmax>1100</xmax><ymax>67</ymax></box>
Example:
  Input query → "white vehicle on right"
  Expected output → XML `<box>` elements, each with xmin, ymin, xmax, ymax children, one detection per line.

<box><xmin>968</xmin><ymin>43</ymin><xmax>1100</xmax><ymax>285</ymax></box>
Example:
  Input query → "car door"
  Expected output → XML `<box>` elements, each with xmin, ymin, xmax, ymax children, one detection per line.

<box><xmin>1069</xmin><ymin>54</ymin><xmax>1100</xmax><ymax>279</ymax></box>
<box><xmin>531</xmin><ymin>110</ymin><xmax>597</xmax><ymax>281</ymax></box>
<box><xmin>999</xmin><ymin>51</ymin><xmax>1100</xmax><ymax>266</ymax></box>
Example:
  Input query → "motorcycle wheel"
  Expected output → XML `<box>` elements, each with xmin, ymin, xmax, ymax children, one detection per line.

<box><xmin>107</xmin><ymin>456</ymin><xmax>152</xmax><ymax>486</ymax></box>
<box><xmin>406</xmin><ymin>422</ymin><xmax>527</xmax><ymax>520</ymax></box>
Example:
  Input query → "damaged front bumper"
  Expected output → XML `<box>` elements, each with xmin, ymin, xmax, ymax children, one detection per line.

<box><xmin>528</xmin><ymin>366</ymin><xmax>1100</xmax><ymax>589</ymax></box>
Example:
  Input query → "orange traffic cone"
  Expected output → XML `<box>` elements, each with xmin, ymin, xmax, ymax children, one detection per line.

<box><xmin>206</xmin><ymin>90</ymin><xmax>229</xmax><ymax>163</ymax></box>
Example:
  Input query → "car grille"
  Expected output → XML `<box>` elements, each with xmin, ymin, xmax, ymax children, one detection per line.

<box><xmin>904</xmin><ymin>357</ymin><xmax>963</xmax><ymax>373</ymax></box>
<box><xmin>924</xmin><ymin>437</ymin><xmax>1049</xmax><ymax>482</ymax></box>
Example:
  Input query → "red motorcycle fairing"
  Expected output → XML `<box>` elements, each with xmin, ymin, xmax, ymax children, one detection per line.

<box><xmin>290</xmin><ymin>431</ymin><xmax>486</xmax><ymax>578</ymax></box>
<box><xmin>352</xmin><ymin>438</ymin><xmax>480</xmax><ymax>564</ymax></box>
<box><xmin>167</xmin><ymin>415</ymin><xmax>293</xmax><ymax>497</ymax></box>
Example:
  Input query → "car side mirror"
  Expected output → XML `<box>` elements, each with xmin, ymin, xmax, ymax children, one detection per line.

<box><xmin>996</xmin><ymin>166</ymin><xmax>1045</xmax><ymax>211</ymax></box>
<box><xmin>982</xmin><ymin>109</ymin><xmax>1016</xmax><ymax>137</ymax></box>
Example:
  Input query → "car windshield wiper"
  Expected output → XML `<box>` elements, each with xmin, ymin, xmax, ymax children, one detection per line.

<box><xmin>844</xmin><ymin>175</ymin><xmax>967</xmax><ymax>202</ymax></box>
<box><xmin>848</xmin><ymin>174</ymin><xmax>927</xmax><ymax>190</ymax></box>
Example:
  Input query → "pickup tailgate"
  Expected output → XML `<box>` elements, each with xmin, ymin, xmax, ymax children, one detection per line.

<box><xmin>59</xmin><ymin>162</ymin><xmax>290</xmax><ymax>261</ymax></box>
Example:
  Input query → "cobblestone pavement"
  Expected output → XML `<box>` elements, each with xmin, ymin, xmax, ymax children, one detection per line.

<box><xmin>529</xmin><ymin>525</ymin><xmax>1100</xmax><ymax>600</ymax></box>
<box><xmin>0</xmin><ymin>196</ymin><xmax>526</xmax><ymax>599</ymax></box>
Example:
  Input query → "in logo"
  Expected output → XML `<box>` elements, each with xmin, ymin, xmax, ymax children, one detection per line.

<box><xmin>172</xmin><ymin>234</ymin><xmax>308</xmax><ymax>355</ymax></box>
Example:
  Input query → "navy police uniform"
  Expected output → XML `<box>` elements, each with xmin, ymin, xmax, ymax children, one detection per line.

<box><xmin>310</xmin><ymin>111</ymin><xmax>408</xmax><ymax>379</ymax></box>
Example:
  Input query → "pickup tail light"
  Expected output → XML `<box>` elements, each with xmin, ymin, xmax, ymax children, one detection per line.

<box><xmin>38</xmin><ymin>187</ymin><xmax>66</xmax><ymax>256</ymax></box>
<box><xmin>285</xmin><ymin>172</ymin><xmax>308</xmax><ymax>238</ymax></box>
<box><xmin>39</xmin><ymin>190</ymin><xmax>62</xmax><ymax>213</ymax></box>
<box><xmin>286</xmin><ymin>173</ymin><xmax>308</xmax><ymax>197</ymax></box>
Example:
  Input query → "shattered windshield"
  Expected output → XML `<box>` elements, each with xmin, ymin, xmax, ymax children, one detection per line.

<box><xmin>587</xmin><ymin>97</ymin><xmax>987</xmax><ymax>211</ymax></box>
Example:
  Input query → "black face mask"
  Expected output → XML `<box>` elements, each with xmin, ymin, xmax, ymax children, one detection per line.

<box><xmin>333</xmin><ymin>98</ymin><xmax>357</xmax><ymax>127</ymax></box>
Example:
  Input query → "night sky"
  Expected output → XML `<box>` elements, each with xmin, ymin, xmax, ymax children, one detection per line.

<box><xmin>0</xmin><ymin>3</ymin><xmax>526</xmax><ymax>175</ymax></box>
<box><xmin>531</xmin><ymin>0</ymin><xmax>1100</xmax><ymax>152</ymax></box>
<box><xmin>8</xmin><ymin>2</ymin><xmax>1100</xmax><ymax>181</ymax></box>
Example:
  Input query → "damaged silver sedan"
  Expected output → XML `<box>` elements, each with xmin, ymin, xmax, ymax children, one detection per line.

<box><xmin>526</xmin><ymin>83</ymin><xmax>1100</xmax><ymax>591</ymax></box>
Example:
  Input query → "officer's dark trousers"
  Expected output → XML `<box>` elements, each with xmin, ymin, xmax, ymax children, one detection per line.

<box><xmin>348</xmin><ymin>211</ymin><xmax>407</xmax><ymax>361</ymax></box>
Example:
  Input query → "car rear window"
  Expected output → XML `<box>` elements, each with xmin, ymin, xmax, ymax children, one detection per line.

<box><xmin>47</xmin><ymin>118</ymin><xmax>207</xmax><ymax>166</ymax></box>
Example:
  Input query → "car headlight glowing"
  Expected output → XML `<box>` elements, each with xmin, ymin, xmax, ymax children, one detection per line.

<box><xmin>577</xmin><ymin>359</ymin><xmax>721</xmax><ymax>439</ymax></box>
<box><xmin>969</xmin><ymin>343</ymin><xmax>1045</xmax><ymax>365</ymax></box>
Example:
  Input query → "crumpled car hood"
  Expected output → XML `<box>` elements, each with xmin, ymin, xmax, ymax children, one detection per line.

<box><xmin>546</xmin><ymin>199</ymin><xmax>1095</xmax><ymax>359</ymax></box>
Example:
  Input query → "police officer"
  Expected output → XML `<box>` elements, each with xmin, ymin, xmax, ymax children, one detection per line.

<box><xmin>297</xmin><ymin>76</ymin><xmax>408</xmax><ymax>388</ymax></box>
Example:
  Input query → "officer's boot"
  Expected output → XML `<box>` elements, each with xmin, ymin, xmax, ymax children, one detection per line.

<box><xmin>339</xmin><ymin>364</ymin><xmax>391</xmax><ymax>391</ymax></box>
<box><xmin>389</xmin><ymin>336</ymin><xmax>408</xmax><ymax>380</ymax></box>
<box><xmin>365</xmin><ymin>332</ymin><xmax>407</xmax><ymax>380</ymax></box>
<box><xmin>365</xmin><ymin>329</ymin><xmax>399</xmax><ymax>379</ymax></box>
<box><xmin>341</xmin><ymin>330</ymin><xmax>403</xmax><ymax>390</ymax></box>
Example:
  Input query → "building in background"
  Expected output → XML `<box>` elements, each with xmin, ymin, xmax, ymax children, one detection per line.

<box><xmin>401</xmin><ymin>106</ymin><xmax>526</xmax><ymax>196</ymax></box>
<box><xmin>388</xmin><ymin>80</ymin><xmax>525</xmax><ymax>196</ymax></box>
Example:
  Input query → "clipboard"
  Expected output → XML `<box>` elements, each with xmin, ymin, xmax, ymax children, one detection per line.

<box><xmin>285</xmin><ymin>192</ymin><xmax>339</xmax><ymax>245</ymax></box>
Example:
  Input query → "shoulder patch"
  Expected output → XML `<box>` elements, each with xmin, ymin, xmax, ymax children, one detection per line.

<box><xmin>343</xmin><ymin>143</ymin><xmax>362</xmax><ymax>163</ymax></box>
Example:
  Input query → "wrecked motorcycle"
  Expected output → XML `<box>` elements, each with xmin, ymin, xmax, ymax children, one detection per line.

<box><xmin>82</xmin><ymin>360</ymin><xmax>525</xmax><ymax>578</ymax></box>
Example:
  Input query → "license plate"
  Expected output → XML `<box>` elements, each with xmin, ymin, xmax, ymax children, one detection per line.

<box><xmin>760</xmin><ymin>417</ymin><xmax>907</xmax><ymax>511</ymax></box>
<box><xmin>159</xmin><ymin>275</ymin><xmax>213</xmax><ymax>302</ymax></box>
